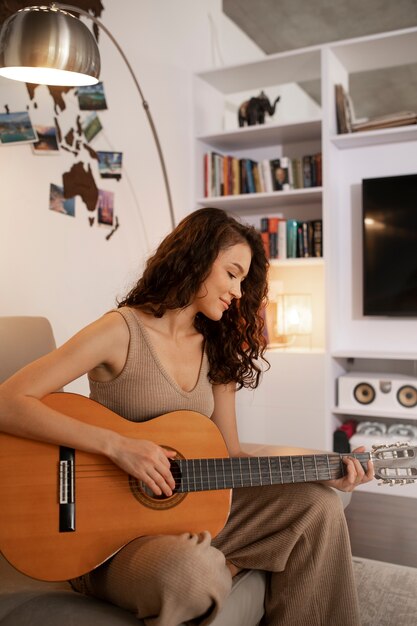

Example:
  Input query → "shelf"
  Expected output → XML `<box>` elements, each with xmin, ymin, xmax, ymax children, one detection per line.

<box><xmin>197</xmin><ymin>187</ymin><xmax>322</xmax><ymax>212</ymax></box>
<box><xmin>332</xmin><ymin>406</ymin><xmax>417</xmax><ymax>421</ymax></box>
<box><xmin>197</xmin><ymin>47</ymin><xmax>321</xmax><ymax>94</ymax></box>
<box><xmin>331</xmin><ymin>351</ymin><xmax>417</xmax><ymax>360</ymax></box>
<box><xmin>330</xmin><ymin>27</ymin><xmax>417</xmax><ymax>74</ymax></box>
<box><xmin>268</xmin><ymin>346</ymin><xmax>325</xmax><ymax>354</ymax></box>
<box><xmin>330</xmin><ymin>124</ymin><xmax>417</xmax><ymax>149</ymax></box>
<box><xmin>269</xmin><ymin>257</ymin><xmax>324</xmax><ymax>268</ymax></box>
<box><xmin>197</xmin><ymin>118</ymin><xmax>322</xmax><ymax>151</ymax></box>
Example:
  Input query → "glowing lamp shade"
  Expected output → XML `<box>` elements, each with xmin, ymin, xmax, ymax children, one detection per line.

<box><xmin>267</xmin><ymin>293</ymin><xmax>313</xmax><ymax>348</ymax></box>
<box><xmin>0</xmin><ymin>6</ymin><xmax>100</xmax><ymax>86</ymax></box>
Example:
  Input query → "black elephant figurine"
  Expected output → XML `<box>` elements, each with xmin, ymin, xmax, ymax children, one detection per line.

<box><xmin>238</xmin><ymin>91</ymin><xmax>280</xmax><ymax>127</ymax></box>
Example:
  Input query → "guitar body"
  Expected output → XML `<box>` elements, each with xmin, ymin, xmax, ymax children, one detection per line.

<box><xmin>0</xmin><ymin>393</ymin><xmax>231</xmax><ymax>581</ymax></box>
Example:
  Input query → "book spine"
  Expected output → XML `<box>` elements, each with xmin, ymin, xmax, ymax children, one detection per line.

<box><xmin>312</xmin><ymin>219</ymin><xmax>323</xmax><ymax>257</ymax></box>
<box><xmin>301</xmin><ymin>221</ymin><xmax>310</xmax><ymax>257</ymax></box>
<box><xmin>268</xmin><ymin>217</ymin><xmax>279</xmax><ymax>259</ymax></box>
<box><xmin>204</xmin><ymin>153</ymin><xmax>210</xmax><ymax>197</ymax></box>
<box><xmin>260</xmin><ymin>217</ymin><xmax>270</xmax><ymax>258</ymax></box>
<box><xmin>252</xmin><ymin>162</ymin><xmax>262</xmax><ymax>193</ymax></box>
<box><xmin>262</xmin><ymin>159</ymin><xmax>273</xmax><ymax>193</ymax></box>
<box><xmin>278</xmin><ymin>219</ymin><xmax>287</xmax><ymax>259</ymax></box>
<box><xmin>303</xmin><ymin>155</ymin><xmax>312</xmax><ymax>188</ymax></box>
<box><xmin>287</xmin><ymin>219</ymin><xmax>298</xmax><ymax>258</ymax></box>
<box><xmin>297</xmin><ymin>225</ymin><xmax>304</xmax><ymax>257</ymax></box>
<box><xmin>232</xmin><ymin>158</ymin><xmax>240</xmax><ymax>195</ymax></box>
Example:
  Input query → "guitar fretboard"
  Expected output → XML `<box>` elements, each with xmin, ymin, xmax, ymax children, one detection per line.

<box><xmin>172</xmin><ymin>453</ymin><xmax>370</xmax><ymax>492</ymax></box>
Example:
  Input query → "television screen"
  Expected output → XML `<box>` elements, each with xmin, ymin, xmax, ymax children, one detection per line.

<box><xmin>362</xmin><ymin>173</ymin><xmax>417</xmax><ymax>316</ymax></box>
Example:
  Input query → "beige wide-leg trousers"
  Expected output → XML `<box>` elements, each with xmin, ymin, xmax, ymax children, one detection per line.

<box><xmin>71</xmin><ymin>482</ymin><xmax>361</xmax><ymax>626</ymax></box>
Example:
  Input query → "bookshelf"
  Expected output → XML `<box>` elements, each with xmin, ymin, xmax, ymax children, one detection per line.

<box><xmin>195</xmin><ymin>187</ymin><xmax>322</xmax><ymax>212</ymax></box>
<box><xmin>193</xmin><ymin>27</ymin><xmax>417</xmax><ymax>497</ymax></box>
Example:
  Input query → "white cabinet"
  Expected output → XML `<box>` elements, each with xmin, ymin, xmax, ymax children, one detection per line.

<box><xmin>193</xmin><ymin>28</ymin><xmax>417</xmax><ymax>494</ymax></box>
<box><xmin>321</xmin><ymin>28</ymin><xmax>417</xmax><ymax>496</ymax></box>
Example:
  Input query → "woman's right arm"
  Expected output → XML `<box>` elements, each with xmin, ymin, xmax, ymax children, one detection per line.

<box><xmin>0</xmin><ymin>313</ymin><xmax>176</xmax><ymax>496</ymax></box>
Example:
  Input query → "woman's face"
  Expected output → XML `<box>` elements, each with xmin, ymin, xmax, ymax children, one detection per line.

<box><xmin>194</xmin><ymin>242</ymin><xmax>252</xmax><ymax>320</ymax></box>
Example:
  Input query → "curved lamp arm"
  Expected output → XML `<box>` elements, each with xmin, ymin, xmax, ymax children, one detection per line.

<box><xmin>55</xmin><ymin>3</ymin><xmax>175</xmax><ymax>229</ymax></box>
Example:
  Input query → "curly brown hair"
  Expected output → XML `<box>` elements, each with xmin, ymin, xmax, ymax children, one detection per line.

<box><xmin>118</xmin><ymin>207</ymin><xmax>269</xmax><ymax>389</ymax></box>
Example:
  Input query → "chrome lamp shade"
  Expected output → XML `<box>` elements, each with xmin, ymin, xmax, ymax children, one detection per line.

<box><xmin>0</xmin><ymin>6</ymin><xmax>100</xmax><ymax>86</ymax></box>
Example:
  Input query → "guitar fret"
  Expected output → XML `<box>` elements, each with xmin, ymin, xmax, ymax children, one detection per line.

<box><xmin>326</xmin><ymin>455</ymin><xmax>331</xmax><ymax>480</ymax></box>
<box><xmin>278</xmin><ymin>456</ymin><xmax>283</xmax><ymax>484</ymax></box>
<box><xmin>238</xmin><ymin>457</ymin><xmax>243</xmax><ymax>487</ymax></box>
<box><xmin>290</xmin><ymin>457</ymin><xmax>295</xmax><ymax>482</ymax></box>
<box><xmin>339</xmin><ymin>456</ymin><xmax>344</xmax><ymax>480</ymax></box>
<box><xmin>268</xmin><ymin>457</ymin><xmax>273</xmax><ymax>485</ymax></box>
<box><xmin>205</xmin><ymin>458</ymin><xmax>209</xmax><ymax>490</ymax></box>
<box><xmin>301</xmin><ymin>456</ymin><xmax>306</xmax><ymax>482</ymax></box>
<box><xmin>258</xmin><ymin>456</ymin><xmax>262</xmax><ymax>486</ymax></box>
<box><xmin>211</xmin><ymin>458</ymin><xmax>218</xmax><ymax>490</ymax></box>
<box><xmin>313</xmin><ymin>455</ymin><xmax>318</xmax><ymax>481</ymax></box>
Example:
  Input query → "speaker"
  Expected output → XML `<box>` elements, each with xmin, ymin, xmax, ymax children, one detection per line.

<box><xmin>337</xmin><ymin>372</ymin><xmax>417</xmax><ymax>415</ymax></box>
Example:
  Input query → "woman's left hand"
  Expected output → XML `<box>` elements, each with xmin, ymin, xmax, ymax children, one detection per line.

<box><xmin>324</xmin><ymin>446</ymin><xmax>374</xmax><ymax>492</ymax></box>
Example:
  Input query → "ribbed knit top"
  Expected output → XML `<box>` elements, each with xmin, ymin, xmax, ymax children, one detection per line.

<box><xmin>88</xmin><ymin>307</ymin><xmax>214</xmax><ymax>422</ymax></box>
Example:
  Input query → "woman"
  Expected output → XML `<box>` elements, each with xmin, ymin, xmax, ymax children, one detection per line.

<box><xmin>0</xmin><ymin>207</ymin><xmax>373</xmax><ymax>626</ymax></box>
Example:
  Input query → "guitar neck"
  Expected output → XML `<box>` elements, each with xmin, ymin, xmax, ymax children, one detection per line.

<box><xmin>174</xmin><ymin>452</ymin><xmax>371</xmax><ymax>493</ymax></box>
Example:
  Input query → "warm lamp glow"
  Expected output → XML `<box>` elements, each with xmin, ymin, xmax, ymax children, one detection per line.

<box><xmin>270</xmin><ymin>293</ymin><xmax>313</xmax><ymax>348</ymax></box>
<box><xmin>0</xmin><ymin>66</ymin><xmax>98</xmax><ymax>86</ymax></box>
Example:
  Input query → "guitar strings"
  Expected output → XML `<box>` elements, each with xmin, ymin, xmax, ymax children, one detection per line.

<box><xmin>50</xmin><ymin>454</ymin><xmax>372</xmax><ymax>501</ymax></box>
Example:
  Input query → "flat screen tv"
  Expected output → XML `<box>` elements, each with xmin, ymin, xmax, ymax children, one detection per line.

<box><xmin>362</xmin><ymin>173</ymin><xmax>417</xmax><ymax>317</ymax></box>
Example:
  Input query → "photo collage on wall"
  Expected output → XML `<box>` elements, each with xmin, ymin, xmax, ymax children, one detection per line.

<box><xmin>2</xmin><ymin>80</ymin><xmax>123</xmax><ymax>240</ymax></box>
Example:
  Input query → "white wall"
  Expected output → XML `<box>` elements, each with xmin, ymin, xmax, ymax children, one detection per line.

<box><xmin>0</xmin><ymin>0</ymin><xmax>263</xmax><ymax>393</ymax></box>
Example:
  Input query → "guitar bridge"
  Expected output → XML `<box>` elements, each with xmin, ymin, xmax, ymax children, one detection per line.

<box><xmin>59</xmin><ymin>446</ymin><xmax>75</xmax><ymax>532</ymax></box>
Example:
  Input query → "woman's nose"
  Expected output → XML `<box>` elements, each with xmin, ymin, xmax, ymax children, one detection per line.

<box><xmin>230</xmin><ymin>283</ymin><xmax>242</xmax><ymax>299</ymax></box>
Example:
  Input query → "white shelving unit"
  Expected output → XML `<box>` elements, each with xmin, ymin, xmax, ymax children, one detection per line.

<box><xmin>196</xmin><ymin>187</ymin><xmax>322</xmax><ymax>213</ymax></box>
<box><xmin>193</xmin><ymin>27</ymin><xmax>417</xmax><ymax>497</ymax></box>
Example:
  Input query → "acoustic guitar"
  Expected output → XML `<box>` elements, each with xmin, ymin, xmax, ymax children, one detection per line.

<box><xmin>0</xmin><ymin>392</ymin><xmax>416</xmax><ymax>581</ymax></box>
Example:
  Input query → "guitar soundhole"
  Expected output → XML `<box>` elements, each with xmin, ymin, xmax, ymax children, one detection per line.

<box><xmin>129</xmin><ymin>453</ymin><xmax>186</xmax><ymax>510</ymax></box>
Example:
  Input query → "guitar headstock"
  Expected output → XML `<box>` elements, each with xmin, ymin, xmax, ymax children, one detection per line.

<box><xmin>371</xmin><ymin>442</ymin><xmax>417</xmax><ymax>486</ymax></box>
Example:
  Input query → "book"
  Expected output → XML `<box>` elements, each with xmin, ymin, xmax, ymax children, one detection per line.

<box><xmin>268</xmin><ymin>217</ymin><xmax>279</xmax><ymax>258</ymax></box>
<box><xmin>277</xmin><ymin>219</ymin><xmax>287</xmax><ymax>259</ymax></box>
<box><xmin>293</xmin><ymin>157</ymin><xmax>303</xmax><ymax>189</ymax></box>
<box><xmin>245</xmin><ymin>159</ymin><xmax>255</xmax><ymax>194</ymax></box>
<box><xmin>286</xmin><ymin>219</ymin><xmax>298</xmax><ymax>258</ymax></box>
<box><xmin>335</xmin><ymin>84</ymin><xmax>351</xmax><ymax>134</ymax></box>
<box><xmin>231</xmin><ymin>157</ymin><xmax>240</xmax><ymax>195</ymax></box>
<box><xmin>301</xmin><ymin>221</ymin><xmax>310</xmax><ymax>257</ymax></box>
<box><xmin>261</xmin><ymin>159</ymin><xmax>273</xmax><ymax>193</ymax></box>
<box><xmin>352</xmin><ymin>111</ymin><xmax>417</xmax><ymax>132</ymax></box>
<box><xmin>312</xmin><ymin>219</ymin><xmax>323</xmax><ymax>257</ymax></box>
<box><xmin>204</xmin><ymin>153</ymin><xmax>211</xmax><ymax>197</ymax></box>
<box><xmin>271</xmin><ymin>158</ymin><xmax>290</xmax><ymax>191</ymax></box>
<box><xmin>260</xmin><ymin>217</ymin><xmax>270</xmax><ymax>258</ymax></box>
<box><xmin>302</xmin><ymin>155</ymin><xmax>313</xmax><ymax>188</ymax></box>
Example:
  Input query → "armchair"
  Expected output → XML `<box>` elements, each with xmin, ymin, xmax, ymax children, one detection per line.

<box><xmin>0</xmin><ymin>316</ymin><xmax>265</xmax><ymax>626</ymax></box>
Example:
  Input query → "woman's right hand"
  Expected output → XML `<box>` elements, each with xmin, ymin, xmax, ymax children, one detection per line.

<box><xmin>108</xmin><ymin>435</ymin><xmax>177</xmax><ymax>497</ymax></box>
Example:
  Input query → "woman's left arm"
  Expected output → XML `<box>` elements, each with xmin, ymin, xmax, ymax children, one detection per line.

<box><xmin>211</xmin><ymin>383</ymin><xmax>248</xmax><ymax>457</ymax></box>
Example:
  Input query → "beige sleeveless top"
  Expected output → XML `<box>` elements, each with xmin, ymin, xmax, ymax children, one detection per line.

<box><xmin>88</xmin><ymin>307</ymin><xmax>214</xmax><ymax>421</ymax></box>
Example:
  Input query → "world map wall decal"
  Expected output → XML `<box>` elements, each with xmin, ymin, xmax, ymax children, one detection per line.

<box><xmin>0</xmin><ymin>0</ymin><xmax>121</xmax><ymax>240</ymax></box>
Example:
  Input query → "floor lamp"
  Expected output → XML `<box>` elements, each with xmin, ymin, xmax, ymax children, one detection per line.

<box><xmin>0</xmin><ymin>3</ymin><xmax>175</xmax><ymax>229</ymax></box>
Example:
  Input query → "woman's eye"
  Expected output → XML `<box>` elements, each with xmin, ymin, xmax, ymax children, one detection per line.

<box><xmin>228</xmin><ymin>272</ymin><xmax>236</xmax><ymax>279</ymax></box>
